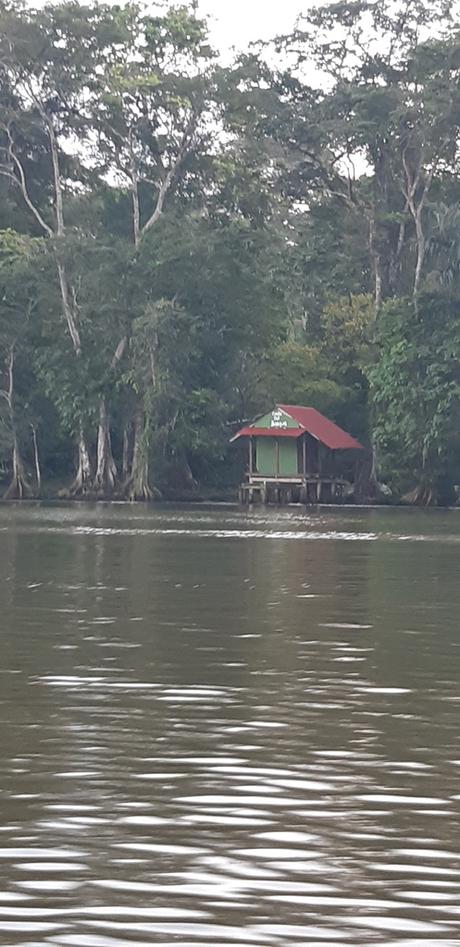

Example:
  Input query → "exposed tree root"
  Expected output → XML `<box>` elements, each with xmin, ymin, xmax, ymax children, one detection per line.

<box><xmin>354</xmin><ymin>448</ymin><xmax>379</xmax><ymax>504</ymax></box>
<box><xmin>66</xmin><ymin>433</ymin><xmax>93</xmax><ymax>497</ymax></box>
<box><xmin>121</xmin><ymin>405</ymin><xmax>160</xmax><ymax>501</ymax></box>
<box><xmin>403</xmin><ymin>484</ymin><xmax>435</xmax><ymax>506</ymax></box>
<box><xmin>4</xmin><ymin>443</ymin><xmax>32</xmax><ymax>499</ymax></box>
<box><xmin>93</xmin><ymin>398</ymin><xmax>118</xmax><ymax>496</ymax></box>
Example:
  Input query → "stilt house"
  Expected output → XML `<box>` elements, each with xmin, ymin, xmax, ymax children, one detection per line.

<box><xmin>231</xmin><ymin>404</ymin><xmax>364</xmax><ymax>504</ymax></box>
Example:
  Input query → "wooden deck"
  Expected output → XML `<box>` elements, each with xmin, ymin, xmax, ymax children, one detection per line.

<box><xmin>239</xmin><ymin>476</ymin><xmax>352</xmax><ymax>505</ymax></box>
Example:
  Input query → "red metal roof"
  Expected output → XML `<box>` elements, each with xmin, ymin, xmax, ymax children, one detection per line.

<box><xmin>231</xmin><ymin>405</ymin><xmax>363</xmax><ymax>451</ymax></box>
<box><xmin>279</xmin><ymin>405</ymin><xmax>363</xmax><ymax>450</ymax></box>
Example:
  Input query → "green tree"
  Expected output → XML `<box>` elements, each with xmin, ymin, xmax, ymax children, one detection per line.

<box><xmin>267</xmin><ymin>0</ymin><xmax>460</xmax><ymax>309</ymax></box>
<box><xmin>371</xmin><ymin>292</ymin><xmax>460</xmax><ymax>504</ymax></box>
<box><xmin>0</xmin><ymin>229</ymin><xmax>41</xmax><ymax>497</ymax></box>
<box><xmin>0</xmin><ymin>0</ymin><xmax>128</xmax><ymax>492</ymax></box>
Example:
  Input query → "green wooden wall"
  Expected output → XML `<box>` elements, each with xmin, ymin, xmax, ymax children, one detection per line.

<box><xmin>256</xmin><ymin>438</ymin><xmax>299</xmax><ymax>476</ymax></box>
<box><xmin>278</xmin><ymin>440</ymin><xmax>298</xmax><ymax>476</ymax></box>
<box><xmin>256</xmin><ymin>438</ymin><xmax>276</xmax><ymax>475</ymax></box>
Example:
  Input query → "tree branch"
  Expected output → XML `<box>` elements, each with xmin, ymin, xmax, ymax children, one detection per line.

<box><xmin>402</xmin><ymin>140</ymin><xmax>444</xmax><ymax>299</ymax></box>
<box><xmin>140</xmin><ymin>112</ymin><xmax>198</xmax><ymax>238</ymax></box>
<box><xmin>127</xmin><ymin>134</ymin><xmax>141</xmax><ymax>249</ymax></box>
<box><xmin>0</xmin><ymin>123</ymin><xmax>53</xmax><ymax>237</ymax></box>
<box><xmin>111</xmin><ymin>335</ymin><xmax>128</xmax><ymax>370</ymax></box>
<box><xmin>55</xmin><ymin>257</ymin><xmax>82</xmax><ymax>355</ymax></box>
<box><xmin>30</xmin><ymin>104</ymin><xmax>66</xmax><ymax>237</ymax></box>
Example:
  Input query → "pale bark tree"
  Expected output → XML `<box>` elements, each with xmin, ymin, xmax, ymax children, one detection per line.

<box><xmin>1</xmin><ymin>346</ymin><xmax>31</xmax><ymax>499</ymax></box>
<box><xmin>0</xmin><ymin>115</ymin><xmax>92</xmax><ymax>493</ymax></box>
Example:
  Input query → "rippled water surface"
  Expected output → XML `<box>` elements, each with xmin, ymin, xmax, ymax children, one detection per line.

<box><xmin>0</xmin><ymin>502</ymin><xmax>459</xmax><ymax>947</ymax></box>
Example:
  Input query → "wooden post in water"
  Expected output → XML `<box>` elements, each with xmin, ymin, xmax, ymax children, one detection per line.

<box><xmin>302</xmin><ymin>435</ymin><xmax>308</xmax><ymax>505</ymax></box>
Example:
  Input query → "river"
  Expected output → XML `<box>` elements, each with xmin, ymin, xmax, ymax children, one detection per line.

<box><xmin>0</xmin><ymin>502</ymin><xmax>459</xmax><ymax>946</ymax></box>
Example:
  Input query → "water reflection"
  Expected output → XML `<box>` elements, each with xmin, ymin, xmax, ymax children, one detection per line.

<box><xmin>0</xmin><ymin>502</ymin><xmax>459</xmax><ymax>946</ymax></box>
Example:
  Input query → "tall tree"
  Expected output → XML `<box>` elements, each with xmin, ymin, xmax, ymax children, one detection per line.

<box><xmin>0</xmin><ymin>0</ymin><xmax>128</xmax><ymax>492</ymax></box>
<box><xmin>262</xmin><ymin>0</ymin><xmax>460</xmax><ymax>310</ymax></box>
<box><xmin>371</xmin><ymin>291</ymin><xmax>460</xmax><ymax>503</ymax></box>
<box><xmin>0</xmin><ymin>229</ymin><xmax>41</xmax><ymax>497</ymax></box>
<box><xmin>89</xmin><ymin>4</ymin><xmax>220</xmax><ymax>497</ymax></box>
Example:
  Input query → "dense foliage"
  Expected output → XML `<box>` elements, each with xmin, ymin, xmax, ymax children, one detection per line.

<box><xmin>1</xmin><ymin>0</ymin><xmax>459</xmax><ymax>504</ymax></box>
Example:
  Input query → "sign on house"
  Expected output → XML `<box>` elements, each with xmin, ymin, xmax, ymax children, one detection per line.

<box><xmin>270</xmin><ymin>409</ymin><xmax>288</xmax><ymax>429</ymax></box>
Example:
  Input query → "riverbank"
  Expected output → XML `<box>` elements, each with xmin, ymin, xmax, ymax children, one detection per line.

<box><xmin>0</xmin><ymin>482</ymin><xmax>240</xmax><ymax>505</ymax></box>
<box><xmin>1</xmin><ymin>476</ymin><xmax>458</xmax><ymax>508</ymax></box>
<box><xmin>1</xmin><ymin>491</ymin><xmax>459</xmax><ymax>509</ymax></box>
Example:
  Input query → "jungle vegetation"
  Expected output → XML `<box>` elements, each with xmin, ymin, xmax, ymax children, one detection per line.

<box><xmin>1</xmin><ymin>0</ymin><xmax>460</xmax><ymax>504</ymax></box>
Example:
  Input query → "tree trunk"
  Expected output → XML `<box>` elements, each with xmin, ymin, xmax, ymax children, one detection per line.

<box><xmin>31</xmin><ymin>424</ymin><xmax>41</xmax><ymax>494</ymax></box>
<box><xmin>122</xmin><ymin>423</ymin><xmax>131</xmax><ymax>482</ymax></box>
<box><xmin>54</xmin><ymin>255</ymin><xmax>96</xmax><ymax>496</ymax></box>
<box><xmin>94</xmin><ymin>397</ymin><xmax>117</xmax><ymax>496</ymax></box>
<box><xmin>354</xmin><ymin>447</ymin><xmax>379</xmax><ymax>504</ymax></box>
<box><xmin>401</xmin><ymin>148</ymin><xmax>436</xmax><ymax>302</ymax></box>
<box><xmin>3</xmin><ymin>110</ymin><xmax>94</xmax><ymax>498</ymax></box>
<box><xmin>369</xmin><ymin>216</ymin><xmax>383</xmax><ymax>316</ymax></box>
<box><xmin>48</xmin><ymin>123</ymin><xmax>95</xmax><ymax>495</ymax></box>
<box><xmin>413</xmin><ymin>211</ymin><xmax>426</xmax><ymax>300</ymax></box>
<box><xmin>178</xmin><ymin>452</ymin><xmax>198</xmax><ymax>490</ymax></box>
<box><xmin>183</xmin><ymin>455</ymin><xmax>197</xmax><ymax>489</ymax></box>
<box><xmin>123</xmin><ymin>406</ymin><xmax>153</xmax><ymax>501</ymax></box>
<box><xmin>388</xmin><ymin>202</ymin><xmax>408</xmax><ymax>296</ymax></box>
<box><xmin>4</xmin><ymin>437</ymin><xmax>31</xmax><ymax>500</ymax></box>
<box><xmin>68</xmin><ymin>430</ymin><xmax>93</xmax><ymax>497</ymax></box>
<box><xmin>55</xmin><ymin>256</ymin><xmax>82</xmax><ymax>355</ymax></box>
<box><xmin>3</xmin><ymin>347</ymin><xmax>31</xmax><ymax>499</ymax></box>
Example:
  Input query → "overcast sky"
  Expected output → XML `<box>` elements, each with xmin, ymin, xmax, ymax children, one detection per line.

<box><xmin>198</xmin><ymin>0</ymin><xmax>304</xmax><ymax>52</ymax></box>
